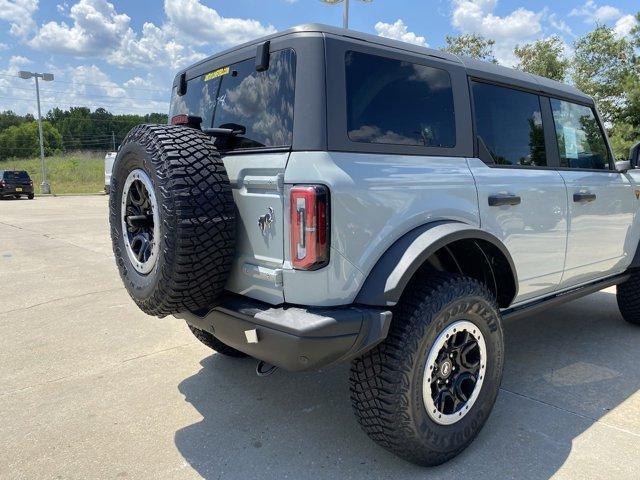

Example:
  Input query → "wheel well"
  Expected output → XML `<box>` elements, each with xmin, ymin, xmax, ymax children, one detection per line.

<box><xmin>422</xmin><ymin>238</ymin><xmax>516</xmax><ymax>308</ymax></box>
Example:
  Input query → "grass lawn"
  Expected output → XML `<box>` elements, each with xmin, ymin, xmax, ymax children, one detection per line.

<box><xmin>0</xmin><ymin>152</ymin><xmax>105</xmax><ymax>195</ymax></box>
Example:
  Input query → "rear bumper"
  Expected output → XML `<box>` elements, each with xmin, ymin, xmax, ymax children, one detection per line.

<box><xmin>176</xmin><ymin>293</ymin><xmax>392</xmax><ymax>371</ymax></box>
<box><xmin>0</xmin><ymin>186</ymin><xmax>33</xmax><ymax>195</ymax></box>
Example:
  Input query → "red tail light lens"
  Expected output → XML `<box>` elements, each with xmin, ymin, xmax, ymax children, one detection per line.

<box><xmin>171</xmin><ymin>114</ymin><xmax>188</xmax><ymax>125</ymax></box>
<box><xmin>0</xmin><ymin>180</ymin><xmax>4</xmax><ymax>188</ymax></box>
<box><xmin>290</xmin><ymin>185</ymin><xmax>329</xmax><ymax>270</ymax></box>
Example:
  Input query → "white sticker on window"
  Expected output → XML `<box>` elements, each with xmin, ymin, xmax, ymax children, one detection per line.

<box><xmin>563</xmin><ymin>125</ymin><xmax>578</xmax><ymax>159</ymax></box>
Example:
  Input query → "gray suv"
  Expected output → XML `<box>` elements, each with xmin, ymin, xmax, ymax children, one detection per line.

<box><xmin>109</xmin><ymin>24</ymin><xmax>640</xmax><ymax>466</ymax></box>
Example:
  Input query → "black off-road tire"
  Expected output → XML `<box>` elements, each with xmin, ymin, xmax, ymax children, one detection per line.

<box><xmin>349</xmin><ymin>272</ymin><xmax>504</xmax><ymax>466</ymax></box>
<box><xmin>617</xmin><ymin>273</ymin><xmax>640</xmax><ymax>325</ymax></box>
<box><xmin>109</xmin><ymin>124</ymin><xmax>236</xmax><ymax>317</ymax></box>
<box><xmin>28</xmin><ymin>193</ymin><xmax>34</xmax><ymax>200</ymax></box>
<box><xmin>188</xmin><ymin>325</ymin><xmax>248</xmax><ymax>358</ymax></box>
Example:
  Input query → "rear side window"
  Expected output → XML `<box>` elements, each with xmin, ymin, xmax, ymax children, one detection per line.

<box><xmin>169</xmin><ymin>49</ymin><xmax>296</xmax><ymax>150</ymax></box>
<box><xmin>472</xmin><ymin>82</ymin><xmax>546</xmax><ymax>167</ymax></box>
<box><xmin>550</xmin><ymin>99</ymin><xmax>609</xmax><ymax>170</ymax></box>
<box><xmin>345</xmin><ymin>51</ymin><xmax>456</xmax><ymax>148</ymax></box>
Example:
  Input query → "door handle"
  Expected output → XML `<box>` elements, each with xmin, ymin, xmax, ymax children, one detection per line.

<box><xmin>488</xmin><ymin>194</ymin><xmax>521</xmax><ymax>207</ymax></box>
<box><xmin>573</xmin><ymin>192</ymin><xmax>596</xmax><ymax>203</ymax></box>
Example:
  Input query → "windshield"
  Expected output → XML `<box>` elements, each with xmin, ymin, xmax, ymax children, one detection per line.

<box><xmin>169</xmin><ymin>48</ymin><xmax>296</xmax><ymax>150</ymax></box>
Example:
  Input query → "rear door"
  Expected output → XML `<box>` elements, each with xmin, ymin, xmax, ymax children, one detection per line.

<box><xmin>468</xmin><ymin>81</ymin><xmax>568</xmax><ymax>303</ymax></box>
<box><xmin>549</xmin><ymin>99</ymin><xmax>635</xmax><ymax>287</ymax></box>
<box><xmin>169</xmin><ymin>49</ymin><xmax>296</xmax><ymax>304</ymax></box>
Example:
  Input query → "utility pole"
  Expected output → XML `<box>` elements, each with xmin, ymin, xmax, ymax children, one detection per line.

<box><xmin>19</xmin><ymin>70</ymin><xmax>54</xmax><ymax>194</ymax></box>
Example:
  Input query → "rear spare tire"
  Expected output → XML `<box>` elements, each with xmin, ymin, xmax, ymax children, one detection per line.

<box><xmin>109</xmin><ymin>124</ymin><xmax>236</xmax><ymax>317</ymax></box>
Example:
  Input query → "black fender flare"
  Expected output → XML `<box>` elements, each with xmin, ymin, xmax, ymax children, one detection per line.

<box><xmin>354</xmin><ymin>221</ymin><xmax>518</xmax><ymax>307</ymax></box>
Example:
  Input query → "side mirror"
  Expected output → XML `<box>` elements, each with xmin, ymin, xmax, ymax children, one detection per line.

<box><xmin>615</xmin><ymin>160</ymin><xmax>631</xmax><ymax>173</ymax></box>
<box><xmin>630</xmin><ymin>141</ymin><xmax>640</xmax><ymax>168</ymax></box>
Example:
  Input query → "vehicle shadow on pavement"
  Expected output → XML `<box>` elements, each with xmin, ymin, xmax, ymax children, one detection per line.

<box><xmin>174</xmin><ymin>290</ymin><xmax>640</xmax><ymax>479</ymax></box>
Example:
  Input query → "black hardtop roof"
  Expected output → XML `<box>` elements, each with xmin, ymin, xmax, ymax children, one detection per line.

<box><xmin>182</xmin><ymin>23</ymin><xmax>591</xmax><ymax>105</ymax></box>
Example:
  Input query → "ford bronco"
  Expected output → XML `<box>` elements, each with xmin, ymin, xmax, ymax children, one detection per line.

<box><xmin>109</xmin><ymin>24</ymin><xmax>640</xmax><ymax>466</ymax></box>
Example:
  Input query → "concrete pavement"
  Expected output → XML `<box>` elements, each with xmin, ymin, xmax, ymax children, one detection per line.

<box><xmin>1</xmin><ymin>196</ymin><xmax>639</xmax><ymax>479</ymax></box>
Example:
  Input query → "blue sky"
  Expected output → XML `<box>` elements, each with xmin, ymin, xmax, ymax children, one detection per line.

<box><xmin>0</xmin><ymin>0</ymin><xmax>638</xmax><ymax>116</ymax></box>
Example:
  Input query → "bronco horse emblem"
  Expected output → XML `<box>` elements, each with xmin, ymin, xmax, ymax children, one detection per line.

<box><xmin>258</xmin><ymin>207</ymin><xmax>275</xmax><ymax>235</ymax></box>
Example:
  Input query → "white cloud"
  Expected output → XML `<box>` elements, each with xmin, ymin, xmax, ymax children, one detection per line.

<box><xmin>548</xmin><ymin>13</ymin><xmax>574</xmax><ymax>37</ymax></box>
<box><xmin>108</xmin><ymin>21</ymin><xmax>206</xmax><ymax>70</ymax></box>
<box><xmin>569</xmin><ymin>1</ymin><xmax>622</xmax><ymax>24</ymax></box>
<box><xmin>613</xmin><ymin>14</ymin><xmax>638</xmax><ymax>39</ymax></box>
<box><xmin>451</xmin><ymin>0</ymin><xmax>543</xmax><ymax>66</ymax></box>
<box><xmin>29</xmin><ymin>0</ymin><xmax>130</xmax><ymax>55</ymax></box>
<box><xmin>0</xmin><ymin>42</ymin><xmax>9</xmax><ymax>50</ymax></box>
<box><xmin>163</xmin><ymin>0</ymin><xmax>276</xmax><ymax>46</ymax></box>
<box><xmin>26</xmin><ymin>0</ymin><xmax>274</xmax><ymax>70</ymax></box>
<box><xmin>374</xmin><ymin>19</ymin><xmax>428</xmax><ymax>47</ymax></box>
<box><xmin>0</xmin><ymin>0</ymin><xmax>39</xmax><ymax>37</ymax></box>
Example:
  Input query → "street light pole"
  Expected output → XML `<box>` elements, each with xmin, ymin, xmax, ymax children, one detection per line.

<box><xmin>320</xmin><ymin>0</ymin><xmax>371</xmax><ymax>30</ymax></box>
<box><xmin>34</xmin><ymin>75</ymin><xmax>48</xmax><ymax>194</ymax></box>
<box><xmin>343</xmin><ymin>0</ymin><xmax>349</xmax><ymax>29</ymax></box>
<box><xmin>18</xmin><ymin>70</ymin><xmax>54</xmax><ymax>195</ymax></box>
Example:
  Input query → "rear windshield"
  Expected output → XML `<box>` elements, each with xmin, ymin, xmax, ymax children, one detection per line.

<box><xmin>3</xmin><ymin>171</ymin><xmax>30</xmax><ymax>181</ymax></box>
<box><xmin>169</xmin><ymin>49</ymin><xmax>296</xmax><ymax>150</ymax></box>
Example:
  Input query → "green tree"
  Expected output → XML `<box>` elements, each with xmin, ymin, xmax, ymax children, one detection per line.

<box><xmin>442</xmin><ymin>34</ymin><xmax>497</xmax><ymax>63</ymax></box>
<box><xmin>0</xmin><ymin>121</ymin><xmax>62</xmax><ymax>159</ymax></box>
<box><xmin>572</xmin><ymin>24</ymin><xmax>635</xmax><ymax>124</ymax></box>
<box><xmin>514</xmin><ymin>36</ymin><xmax>570</xmax><ymax>81</ymax></box>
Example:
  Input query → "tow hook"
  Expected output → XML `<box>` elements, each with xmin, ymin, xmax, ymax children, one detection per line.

<box><xmin>256</xmin><ymin>360</ymin><xmax>278</xmax><ymax>377</ymax></box>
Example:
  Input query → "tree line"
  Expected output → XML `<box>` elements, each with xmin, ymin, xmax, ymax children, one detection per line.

<box><xmin>0</xmin><ymin>107</ymin><xmax>167</xmax><ymax>159</ymax></box>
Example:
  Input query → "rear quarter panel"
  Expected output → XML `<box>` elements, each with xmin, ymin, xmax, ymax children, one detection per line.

<box><xmin>283</xmin><ymin>151</ymin><xmax>479</xmax><ymax>306</ymax></box>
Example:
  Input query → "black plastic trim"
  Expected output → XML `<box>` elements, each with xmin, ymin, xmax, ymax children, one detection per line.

<box><xmin>503</xmin><ymin>273</ymin><xmax>629</xmax><ymax>321</ymax></box>
<box><xmin>354</xmin><ymin>221</ymin><xmax>518</xmax><ymax>307</ymax></box>
<box><xmin>177</xmin><ymin>293</ymin><xmax>392</xmax><ymax>372</ymax></box>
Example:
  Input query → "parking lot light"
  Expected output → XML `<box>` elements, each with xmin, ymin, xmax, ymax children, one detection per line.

<box><xmin>18</xmin><ymin>70</ymin><xmax>54</xmax><ymax>195</ymax></box>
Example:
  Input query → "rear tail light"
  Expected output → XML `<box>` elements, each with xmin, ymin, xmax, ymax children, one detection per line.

<box><xmin>290</xmin><ymin>185</ymin><xmax>329</xmax><ymax>270</ymax></box>
<box><xmin>171</xmin><ymin>114</ymin><xmax>202</xmax><ymax>128</ymax></box>
<box><xmin>0</xmin><ymin>180</ymin><xmax>4</xmax><ymax>188</ymax></box>
<box><xmin>29</xmin><ymin>180</ymin><xmax>33</xmax><ymax>186</ymax></box>
<box><xmin>171</xmin><ymin>114</ymin><xmax>188</xmax><ymax>125</ymax></box>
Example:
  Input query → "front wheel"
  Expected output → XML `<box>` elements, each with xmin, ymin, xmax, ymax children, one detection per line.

<box><xmin>350</xmin><ymin>272</ymin><xmax>504</xmax><ymax>466</ymax></box>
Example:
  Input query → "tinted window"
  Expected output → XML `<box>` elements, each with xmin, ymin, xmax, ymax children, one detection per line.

<box><xmin>550</xmin><ymin>99</ymin><xmax>609</xmax><ymax>170</ymax></box>
<box><xmin>472</xmin><ymin>82</ymin><xmax>546</xmax><ymax>167</ymax></box>
<box><xmin>169</xmin><ymin>49</ymin><xmax>296</xmax><ymax>150</ymax></box>
<box><xmin>4</xmin><ymin>171</ymin><xmax>30</xmax><ymax>181</ymax></box>
<box><xmin>345</xmin><ymin>51</ymin><xmax>455</xmax><ymax>147</ymax></box>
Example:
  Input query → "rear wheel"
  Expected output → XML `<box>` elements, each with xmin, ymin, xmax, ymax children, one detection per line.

<box><xmin>109</xmin><ymin>124</ymin><xmax>236</xmax><ymax>317</ymax></box>
<box><xmin>350</xmin><ymin>272</ymin><xmax>504</xmax><ymax>466</ymax></box>
<box><xmin>616</xmin><ymin>273</ymin><xmax>640</xmax><ymax>325</ymax></box>
<box><xmin>188</xmin><ymin>325</ymin><xmax>248</xmax><ymax>358</ymax></box>
<box><xmin>28</xmin><ymin>193</ymin><xmax>34</xmax><ymax>200</ymax></box>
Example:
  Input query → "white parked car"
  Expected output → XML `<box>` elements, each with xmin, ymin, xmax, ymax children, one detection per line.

<box><xmin>104</xmin><ymin>152</ymin><xmax>117</xmax><ymax>193</ymax></box>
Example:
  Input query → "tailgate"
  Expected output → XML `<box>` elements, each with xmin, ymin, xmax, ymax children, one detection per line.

<box><xmin>223</xmin><ymin>152</ymin><xmax>288</xmax><ymax>304</ymax></box>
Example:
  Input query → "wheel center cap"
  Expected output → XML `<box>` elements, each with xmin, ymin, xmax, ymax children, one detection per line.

<box><xmin>440</xmin><ymin>360</ymin><xmax>452</xmax><ymax>378</ymax></box>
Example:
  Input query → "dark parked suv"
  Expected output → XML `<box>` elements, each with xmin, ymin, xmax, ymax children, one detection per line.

<box><xmin>0</xmin><ymin>170</ymin><xmax>34</xmax><ymax>199</ymax></box>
